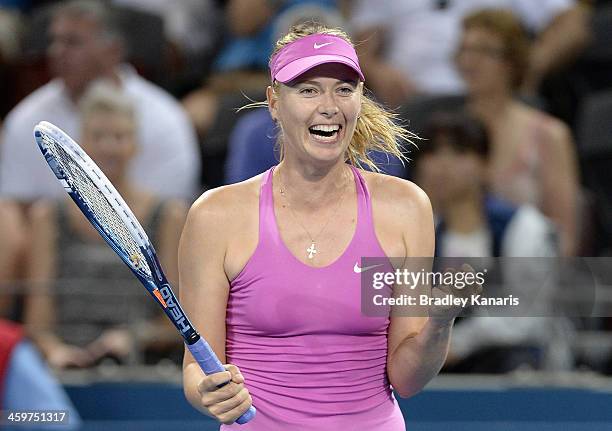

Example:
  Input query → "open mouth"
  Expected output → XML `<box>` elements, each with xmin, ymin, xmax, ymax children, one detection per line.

<box><xmin>309</xmin><ymin>124</ymin><xmax>342</xmax><ymax>142</ymax></box>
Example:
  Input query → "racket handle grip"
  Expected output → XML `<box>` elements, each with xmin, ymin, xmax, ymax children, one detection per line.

<box><xmin>187</xmin><ymin>338</ymin><xmax>257</xmax><ymax>425</ymax></box>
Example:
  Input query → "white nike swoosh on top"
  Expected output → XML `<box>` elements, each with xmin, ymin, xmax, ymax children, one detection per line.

<box><xmin>314</xmin><ymin>42</ymin><xmax>333</xmax><ymax>49</ymax></box>
<box><xmin>354</xmin><ymin>263</ymin><xmax>384</xmax><ymax>273</ymax></box>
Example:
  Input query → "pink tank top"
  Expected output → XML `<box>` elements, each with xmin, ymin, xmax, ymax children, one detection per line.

<box><xmin>221</xmin><ymin>166</ymin><xmax>405</xmax><ymax>431</ymax></box>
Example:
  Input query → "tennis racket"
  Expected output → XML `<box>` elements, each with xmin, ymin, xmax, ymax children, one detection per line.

<box><xmin>33</xmin><ymin>121</ymin><xmax>256</xmax><ymax>424</ymax></box>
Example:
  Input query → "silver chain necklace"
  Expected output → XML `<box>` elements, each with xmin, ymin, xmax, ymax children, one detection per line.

<box><xmin>277</xmin><ymin>169</ymin><xmax>350</xmax><ymax>260</ymax></box>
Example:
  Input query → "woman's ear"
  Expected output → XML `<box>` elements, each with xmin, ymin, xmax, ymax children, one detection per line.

<box><xmin>266</xmin><ymin>85</ymin><xmax>278</xmax><ymax>122</ymax></box>
<box><xmin>357</xmin><ymin>82</ymin><xmax>364</xmax><ymax>120</ymax></box>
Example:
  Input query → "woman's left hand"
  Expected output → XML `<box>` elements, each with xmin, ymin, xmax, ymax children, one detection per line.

<box><xmin>427</xmin><ymin>264</ymin><xmax>483</xmax><ymax>326</ymax></box>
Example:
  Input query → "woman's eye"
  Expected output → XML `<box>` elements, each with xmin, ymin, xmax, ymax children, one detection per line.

<box><xmin>299</xmin><ymin>88</ymin><xmax>316</xmax><ymax>95</ymax></box>
<box><xmin>338</xmin><ymin>87</ymin><xmax>354</xmax><ymax>95</ymax></box>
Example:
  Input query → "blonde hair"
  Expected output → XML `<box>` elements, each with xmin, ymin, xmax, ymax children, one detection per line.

<box><xmin>241</xmin><ymin>22</ymin><xmax>416</xmax><ymax>171</ymax></box>
<box><xmin>79</xmin><ymin>80</ymin><xmax>135</xmax><ymax>120</ymax></box>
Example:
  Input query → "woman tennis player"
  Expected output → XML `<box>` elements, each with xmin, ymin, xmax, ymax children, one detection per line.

<box><xmin>180</xmin><ymin>23</ymin><xmax>477</xmax><ymax>430</ymax></box>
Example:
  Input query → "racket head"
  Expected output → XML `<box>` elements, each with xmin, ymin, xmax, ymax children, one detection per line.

<box><xmin>34</xmin><ymin>121</ymin><xmax>155</xmax><ymax>282</ymax></box>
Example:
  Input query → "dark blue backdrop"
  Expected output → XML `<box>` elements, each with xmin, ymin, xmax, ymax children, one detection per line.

<box><xmin>51</xmin><ymin>383</ymin><xmax>612</xmax><ymax>430</ymax></box>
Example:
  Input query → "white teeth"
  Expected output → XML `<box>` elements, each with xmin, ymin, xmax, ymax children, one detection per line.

<box><xmin>310</xmin><ymin>124</ymin><xmax>340</xmax><ymax>132</ymax></box>
<box><xmin>312</xmin><ymin>133</ymin><xmax>338</xmax><ymax>142</ymax></box>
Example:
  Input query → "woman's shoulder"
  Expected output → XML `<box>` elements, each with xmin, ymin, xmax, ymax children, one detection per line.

<box><xmin>188</xmin><ymin>174</ymin><xmax>263</xmax><ymax>225</ymax></box>
<box><xmin>357</xmin><ymin>169</ymin><xmax>434</xmax><ymax>257</ymax></box>
<box><xmin>359</xmin><ymin>169</ymin><xmax>431</xmax><ymax>211</ymax></box>
<box><xmin>519</xmin><ymin>103</ymin><xmax>572</xmax><ymax>143</ymax></box>
<box><xmin>358</xmin><ymin>169</ymin><xmax>433</xmax><ymax>230</ymax></box>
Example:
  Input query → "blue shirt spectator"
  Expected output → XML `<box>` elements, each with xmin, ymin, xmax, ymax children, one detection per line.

<box><xmin>214</xmin><ymin>0</ymin><xmax>339</xmax><ymax>72</ymax></box>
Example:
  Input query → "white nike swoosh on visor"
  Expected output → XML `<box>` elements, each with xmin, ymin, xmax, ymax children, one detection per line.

<box><xmin>354</xmin><ymin>263</ymin><xmax>384</xmax><ymax>273</ymax></box>
<box><xmin>314</xmin><ymin>42</ymin><xmax>333</xmax><ymax>49</ymax></box>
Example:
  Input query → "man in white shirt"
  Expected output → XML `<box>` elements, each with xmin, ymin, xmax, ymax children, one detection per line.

<box><xmin>0</xmin><ymin>0</ymin><xmax>200</xmax><ymax>201</ymax></box>
<box><xmin>350</xmin><ymin>0</ymin><xmax>590</xmax><ymax>106</ymax></box>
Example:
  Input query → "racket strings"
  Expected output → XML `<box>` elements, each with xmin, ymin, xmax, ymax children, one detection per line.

<box><xmin>41</xmin><ymin>133</ymin><xmax>151</xmax><ymax>278</ymax></box>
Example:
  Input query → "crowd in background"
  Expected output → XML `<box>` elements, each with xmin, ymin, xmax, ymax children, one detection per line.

<box><xmin>0</xmin><ymin>0</ymin><xmax>611</xmax><ymax>385</ymax></box>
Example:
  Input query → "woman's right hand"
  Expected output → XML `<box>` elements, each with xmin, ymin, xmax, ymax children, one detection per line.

<box><xmin>197</xmin><ymin>364</ymin><xmax>253</xmax><ymax>425</ymax></box>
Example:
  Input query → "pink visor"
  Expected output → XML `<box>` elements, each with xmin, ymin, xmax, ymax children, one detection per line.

<box><xmin>270</xmin><ymin>33</ymin><xmax>365</xmax><ymax>83</ymax></box>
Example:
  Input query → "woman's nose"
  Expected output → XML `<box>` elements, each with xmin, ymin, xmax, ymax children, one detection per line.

<box><xmin>317</xmin><ymin>92</ymin><xmax>339</xmax><ymax>117</ymax></box>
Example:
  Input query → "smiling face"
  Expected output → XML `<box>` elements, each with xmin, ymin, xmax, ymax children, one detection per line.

<box><xmin>48</xmin><ymin>13</ymin><xmax>121</xmax><ymax>97</ymax></box>
<box><xmin>268</xmin><ymin>63</ymin><xmax>362</xmax><ymax>167</ymax></box>
<box><xmin>81</xmin><ymin>109</ymin><xmax>137</xmax><ymax>184</ymax></box>
<box><xmin>455</xmin><ymin>27</ymin><xmax>513</xmax><ymax>95</ymax></box>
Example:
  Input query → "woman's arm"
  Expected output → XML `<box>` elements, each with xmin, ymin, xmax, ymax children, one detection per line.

<box><xmin>353</xmin><ymin>25</ymin><xmax>416</xmax><ymax>107</ymax></box>
<box><xmin>388</xmin><ymin>317</ymin><xmax>454</xmax><ymax>398</ymax></box>
<box><xmin>385</xmin><ymin>181</ymin><xmax>454</xmax><ymax>398</ymax></box>
<box><xmin>179</xmin><ymin>189</ymin><xmax>252</xmax><ymax>421</ymax></box>
<box><xmin>0</xmin><ymin>200</ymin><xmax>26</xmax><ymax>318</ymax></box>
<box><xmin>539</xmin><ymin>120</ymin><xmax>579</xmax><ymax>256</ymax></box>
<box><xmin>522</xmin><ymin>4</ymin><xmax>591</xmax><ymax>95</ymax></box>
<box><xmin>23</xmin><ymin>201</ymin><xmax>58</xmax><ymax>343</ymax></box>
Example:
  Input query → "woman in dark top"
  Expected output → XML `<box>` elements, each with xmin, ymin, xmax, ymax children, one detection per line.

<box><xmin>25</xmin><ymin>81</ymin><xmax>187</xmax><ymax>368</ymax></box>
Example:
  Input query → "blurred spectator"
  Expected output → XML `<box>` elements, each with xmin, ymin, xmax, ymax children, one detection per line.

<box><xmin>545</xmin><ymin>0</ymin><xmax>612</xmax><ymax>128</ymax></box>
<box><xmin>415</xmin><ymin>111</ymin><xmax>558</xmax><ymax>257</ymax></box>
<box><xmin>0</xmin><ymin>6</ymin><xmax>22</xmax><ymax>61</ymax></box>
<box><xmin>0</xmin><ymin>0</ymin><xmax>200</xmax><ymax>202</ymax></box>
<box><xmin>414</xmin><ymin>111</ymin><xmax>573</xmax><ymax>372</ymax></box>
<box><xmin>213</xmin><ymin>0</ymin><xmax>343</xmax><ymax>83</ymax></box>
<box><xmin>456</xmin><ymin>9</ymin><xmax>580</xmax><ymax>256</ymax></box>
<box><xmin>350</xmin><ymin>0</ymin><xmax>590</xmax><ymax>107</ymax></box>
<box><xmin>0</xmin><ymin>6</ymin><xmax>24</xmax><ymax>119</ymax></box>
<box><xmin>575</xmin><ymin>89</ymin><xmax>612</xmax><ymax>255</ymax></box>
<box><xmin>224</xmin><ymin>108</ymin><xmax>406</xmax><ymax>184</ymax></box>
<box><xmin>0</xmin><ymin>319</ymin><xmax>81</xmax><ymax>428</ymax></box>
<box><xmin>0</xmin><ymin>199</ymin><xmax>26</xmax><ymax>320</ymax></box>
<box><xmin>24</xmin><ymin>82</ymin><xmax>186</xmax><ymax>369</ymax></box>
<box><xmin>110</xmin><ymin>0</ymin><xmax>223</xmax><ymax>94</ymax></box>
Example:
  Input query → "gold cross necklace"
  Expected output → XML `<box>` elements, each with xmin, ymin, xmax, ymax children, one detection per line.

<box><xmin>277</xmin><ymin>168</ymin><xmax>350</xmax><ymax>260</ymax></box>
